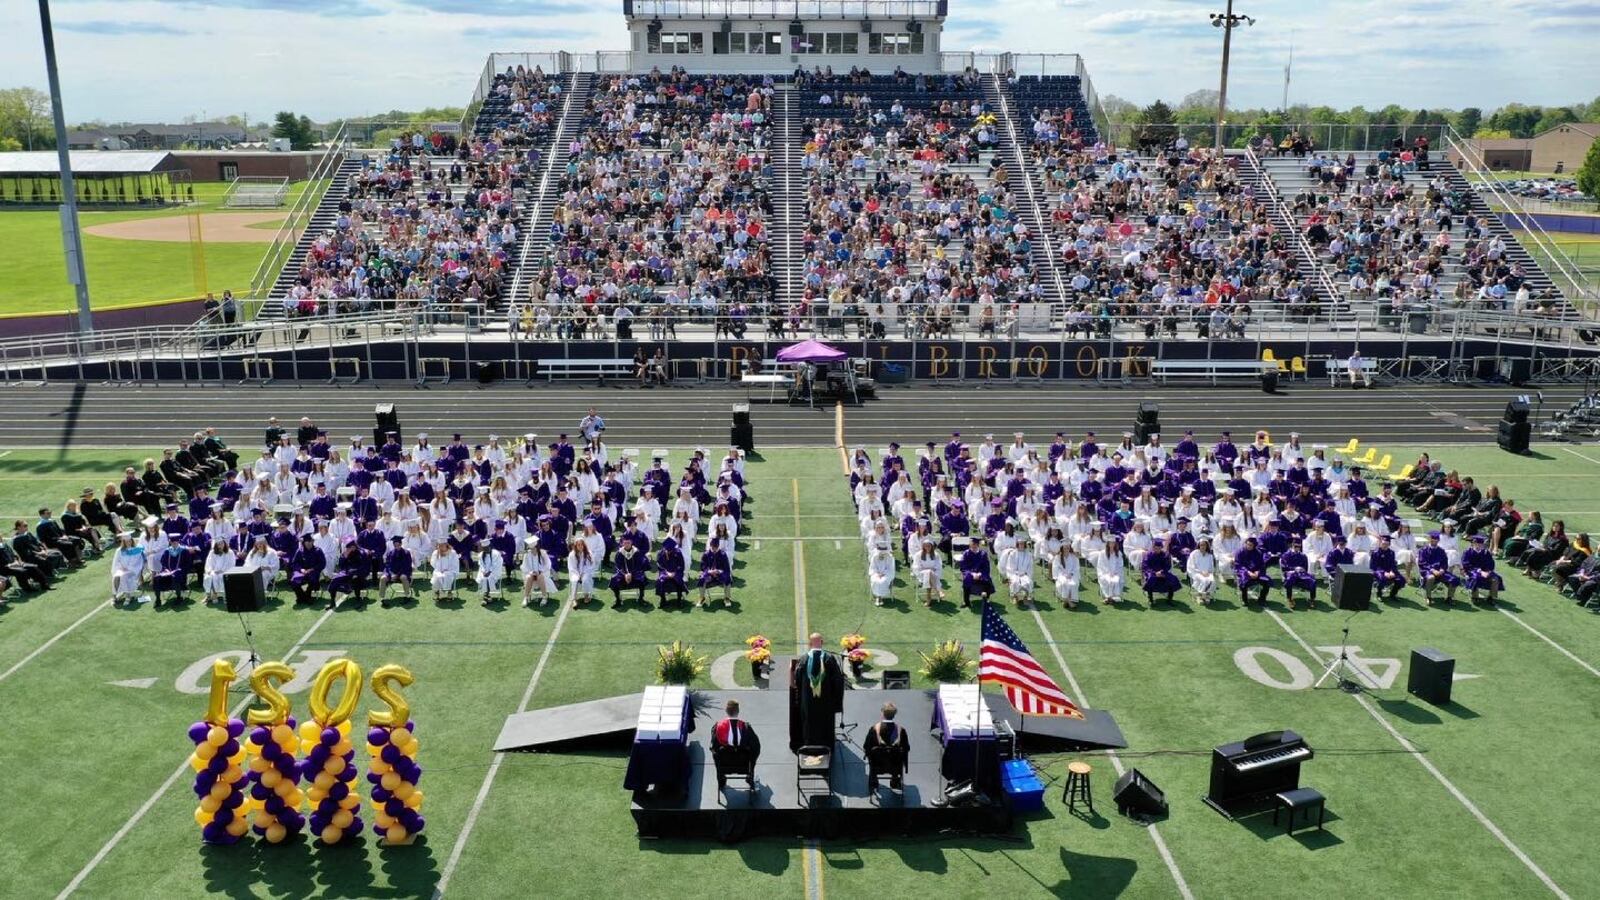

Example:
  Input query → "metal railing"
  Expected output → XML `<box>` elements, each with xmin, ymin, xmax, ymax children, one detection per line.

<box><xmin>1241</xmin><ymin>147</ymin><xmax>1350</xmax><ymax>319</ymax></box>
<box><xmin>243</xmin><ymin>122</ymin><xmax>352</xmax><ymax>320</ymax></box>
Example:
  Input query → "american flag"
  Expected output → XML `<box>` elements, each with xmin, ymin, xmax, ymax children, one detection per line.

<box><xmin>978</xmin><ymin>601</ymin><xmax>1084</xmax><ymax>719</ymax></box>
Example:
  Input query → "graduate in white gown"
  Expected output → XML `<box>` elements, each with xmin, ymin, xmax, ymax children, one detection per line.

<box><xmin>475</xmin><ymin>546</ymin><xmax>506</xmax><ymax>605</ymax></box>
<box><xmin>1050</xmin><ymin>544</ymin><xmax>1081</xmax><ymax>608</ymax></box>
<box><xmin>912</xmin><ymin>542</ymin><xmax>944</xmax><ymax>607</ymax></box>
<box><xmin>429</xmin><ymin>542</ymin><xmax>460</xmax><ymax>599</ymax></box>
<box><xmin>566</xmin><ymin>542</ymin><xmax>599</xmax><ymax>608</ymax></box>
<box><xmin>520</xmin><ymin>537</ymin><xmax>555</xmax><ymax>608</ymax></box>
<box><xmin>202</xmin><ymin>540</ymin><xmax>233</xmax><ymax>604</ymax></box>
<box><xmin>1186</xmin><ymin>537</ymin><xmax>1218</xmax><ymax>604</ymax></box>
<box><xmin>868</xmin><ymin>546</ymin><xmax>896</xmax><ymax>607</ymax></box>
<box><xmin>1002</xmin><ymin>539</ymin><xmax>1036</xmax><ymax>608</ymax></box>
<box><xmin>111</xmin><ymin>532</ymin><xmax>146</xmax><ymax>605</ymax></box>
<box><xmin>1093</xmin><ymin>538</ymin><xmax>1125</xmax><ymax>604</ymax></box>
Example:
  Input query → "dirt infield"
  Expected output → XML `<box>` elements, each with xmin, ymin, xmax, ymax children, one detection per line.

<box><xmin>84</xmin><ymin>212</ymin><xmax>284</xmax><ymax>243</ymax></box>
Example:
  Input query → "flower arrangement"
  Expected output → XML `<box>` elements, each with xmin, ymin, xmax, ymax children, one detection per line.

<box><xmin>845</xmin><ymin>647</ymin><xmax>871</xmax><ymax>664</ymax></box>
<box><xmin>656</xmin><ymin>640</ymin><xmax>708</xmax><ymax>685</ymax></box>
<box><xmin>919</xmin><ymin>640</ymin><xmax>973</xmax><ymax>684</ymax></box>
<box><xmin>839</xmin><ymin>633</ymin><xmax>868</xmax><ymax>652</ymax></box>
<box><xmin>744</xmin><ymin>635</ymin><xmax>772</xmax><ymax>664</ymax></box>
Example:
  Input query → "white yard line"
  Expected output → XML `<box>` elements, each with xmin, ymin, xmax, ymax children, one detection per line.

<box><xmin>433</xmin><ymin>600</ymin><xmax>574</xmax><ymax>898</ymax></box>
<box><xmin>1027</xmin><ymin>608</ymin><xmax>1195</xmax><ymax>900</ymax></box>
<box><xmin>1497</xmin><ymin>608</ymin><xmax>1600</xmax><ymax>679</ymax></box>
<box><xmin>57</xmin><ymin>608</ymin><xmax>337</xmax><ymax>899</ymax></box>
<box><xmin>1558</xmin><ymin>446</ymin><xmax>1600</xmax><ymax>467</ymax></box>
<box><xmin>0</xmin><ymin>599</ymin><xmax>112</xmax><ymax>685</ymax></box>
<box><xmin>1266</xmin><ymin>611</ymin><xmax>1570</xmax><ymax>900</ymax></box>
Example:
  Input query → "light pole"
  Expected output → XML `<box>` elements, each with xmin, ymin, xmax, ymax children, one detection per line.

<box><xmin>1210</xmin><ymin>2</ymin><xmax>1255</xmax><ymax>151</ymax></box>
<box><xmin>38</xmin><ymin>0</ymin><xmax>93</xmax><ymax>337</ymax></box>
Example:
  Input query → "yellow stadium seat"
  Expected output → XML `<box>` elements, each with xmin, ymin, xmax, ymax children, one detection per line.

<box><xmin>1355</xmin><ymin>448</ymin><xmax>1377</xmax><ymax>465</ymax></box>
<box><xmin>1290</xmin><ymin>357</ymin><xmax>1308</xmax><ymax>380</ymax></box>
<box><xmin>1370</xmin><ymin>453</ymin><xmax>1392</xmax><ymax>473</ymax></box>
<box><xmin>1336</xmin><ymin>438</ymin><xmax>1359</xmax><ymax>456</ymax></box>
<box><xmin>1261</xmin><ymin>349</ymin><xmax>1289</xmax><ymax>373</ymax></box>
<box><xmin>1390</xmin><ymin>463</ymin><xmax>1414</xmax><ymax>482</ymax></box>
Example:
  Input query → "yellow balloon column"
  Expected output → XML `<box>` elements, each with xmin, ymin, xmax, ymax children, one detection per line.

<box><xmin>301</xmin><ymin>659</ymin><xmax>365</xmax><ymax>845</ymax></box>
<box><xmin>365</xmin><ymin>665</ymin><xmax>425</xmax><ymax>844</ymax></box>
<box><xmin>244</xmin><ymin>662</ymin><xmax>307</xmax><ymax>843</ymax></box>
<box><xmin>188</xmin><ymin>659</ymin><xmax>249</xmax><ymax>844</ymax></box>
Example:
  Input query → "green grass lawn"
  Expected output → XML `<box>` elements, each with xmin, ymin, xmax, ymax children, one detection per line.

<box><xmin>0</xmin><ymin>180</ymin><xmax>324</xmax><ymax>316</ymax></box>
<box><xmin>1</xmin><ymin>440</ymin><xmax>1598</xmax><ymax>899</ymax></box>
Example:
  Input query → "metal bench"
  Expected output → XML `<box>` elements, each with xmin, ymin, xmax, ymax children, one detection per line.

<box><xmin>1150</xmin><ymin>360</ymin><xmax>1274</xmax><ymax>385</ymax></box>
<box><xmin>536</xmin><ymin>358</ymin><xmax>634</xmax><ymax>382</ymax></box>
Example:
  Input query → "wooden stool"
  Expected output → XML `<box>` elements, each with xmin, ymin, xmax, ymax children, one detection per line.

<box><xmin>1063</xmin><ymin>761</ymin><xmax>1093</xmax><ymax>813</ymax></box>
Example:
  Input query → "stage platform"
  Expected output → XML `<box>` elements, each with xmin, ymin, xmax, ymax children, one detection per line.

<box><xmin>628</xmin><ymin>688</ymin><xmax>1060</xmax><ymax>840</ymax></box>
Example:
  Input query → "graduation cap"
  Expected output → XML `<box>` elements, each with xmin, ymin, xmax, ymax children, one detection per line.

<box><xmin>141</xmin><ymin>516</ymin><xmax>160</xmax><ymax>527</ymax></box>
<box><xmin>165</xmin><ymin>502</ymin><xmax>179</xmax><ymax>510</ymax></box>
<box><xmin>652</xmin><ymin>449</ymin><xmax>669</xmax><ymax>460</ymax></box>
<box><xmin>391</xmin><ymin>535</ymin><xmax>404</xmax><ymax>543</ymax></box>
<box><xmin>417</xmin><ymin>432</ymin><xmax>429</xmax><ymax>440</ymax></box>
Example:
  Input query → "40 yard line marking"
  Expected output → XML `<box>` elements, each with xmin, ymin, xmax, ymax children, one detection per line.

<box><xmin>1027</xmin><ymin>609</ymin><xmax>1195</xmax><ymax>900</ymax></box>
<box><xmin>433</xmin><ymin>599</ymin><xmax>575</xmax><ymax>898</ymax></box>
<box><xmin>57</xmin><ymin>608</ymin><xmax>337</xmax><ymax>899</ymax></box>
<box><xmin>1265</xmin><ymin>611</ymin><xmax>1570</xmax><ymax>900</ymax></box>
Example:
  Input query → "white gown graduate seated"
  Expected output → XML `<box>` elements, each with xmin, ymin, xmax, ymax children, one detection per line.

<box><xmin>475</xmin><ymin>547</ymin><xmax>506</xmax><ymax>603</ymax></box>
<box><xmin>1186</xmin><ymin>539</ymin><xmax>1218</xmax><ymax>604</ymax></box>
<box><xmin>110</xmin><ymin>533</ymin><xmax>146</xmax><ymax>604</ymax></box>
<box><xmin>1002</xmin><ymin>541</ymin><xmax>1035</xmax><ymax>608</ymax></box>
<box><xmin>566</xmin><ymin>543</ymin><xmax>599</xmax><ymax>607</ymax></box>
<box><xmin>429</xmin><ymin>543</ymin><xmax>460</xmax><ymax>598</ymax></box>
<box><xmin>1050</xmin><ymin>546</ymin><xmax>1081</xmax><ymax>608</ymax></box>
<box><xmin>520</xmin><ymin>537</ymin><xmax>555</xmax><ymax>607</ymax></box>
<box><xmin>202</xmin><ymin>541</ymin><xmax>233</xmax><ymax>604</ymax></box>
<box><xmin>912</xmin><ymin>543</ymin><xmax>944</xmax><ymax>607</ymax></box>
<box><xmin>868</xmin><ymin>546</ymin><xmax>896</xmax><ymax>607</ymax></box>
<box><xmin>1093</xmin><ymin>539</ymin><xmax>1125</xmax><ymax>604</ymax></box>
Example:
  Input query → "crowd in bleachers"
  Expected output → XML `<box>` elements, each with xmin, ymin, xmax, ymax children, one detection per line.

<box><xmin>1034</xmin><ymin>142</ymin><xmax>1321</xmax><ymax>329</ymax></box>
<box><xmin>520</xmin><ymin>68</ymin><xmax>776</xmax><ymax>339</ymax></box>
<box><xmin>844</xmin><ymin>429</ymin><xmax>1535</xmax><ymax>611</ymax></box>
<box><xmin>1289</xmin><ymin>138</ymin><xmax>1554</xmax><ymax>315</ymax></box>
<box><xmin>81</xmin><ymin>413</ymin><xmax>752</xmax><ymax>612</ymax></box>
<box><xmin>795</xmin><ymin>68</ymin><xmax>1049</xmax><ymax>338</ymax></box>
<box><xmin>280</xmin><ymin>66</ymin><xmax>564</xmax><ymax>319</ymax></box>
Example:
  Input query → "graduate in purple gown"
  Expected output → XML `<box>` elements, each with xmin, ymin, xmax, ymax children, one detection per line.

<box><xmin>326</xmin><ymin>540</ymin><xmax>369</xmax><ymax>609</ymax></box>
<box><xmin>958</xmin><ymin>537</ymin><xmax>995</xmax><ymax>609</ymax></box>
<box><xmin>698</xmin><ymin>537</ymin><xmax>733</xmax><ymax>608</ymax></box>
<box><xmin>1234</xmin><ymin>537</ymin><xmax>1274</xmax><ymax>606</ymax></box>
<box><xmin>1461</xmin><ymin>534</ymin><xmax>1503</xmax><ymax>605</ymax></box>
<box><xmin>1368</xmin><ymin>535</ymin><xmax>1405</xmax><ymax>601</ymax></box>
<box><xmin>1323</xmin><ymin>535</ymin><xmax>1355</xmax><ymax>579</ymax></box>
<box><xmin>1418</xmin><ymin>531</ymin><xmax>1459</xmax><ymax>605</ymax></box>
<box><xmin>152</xmin><ymin>544</ymin><xmax>188</xmax><ymax>608</ymax></box>
<box><xmin>288</xmin><ymin>534</ymin><xmax>326</xmax><ymax>606</ymax></box>
<box><xmin>379</xmin><ymin>535</ymin><xmax>414</xmax><ymax>605</ymax></box>
<box><xmin>609</xmin><ymin>536</ymin><xmax>652</xmax><ymax>609</ymax></box>
<box><xmin>1140</xmin><ymin>539</ymin><xmax>1181</xmax><ymax>605</ymax></box>
<box><xmin>654</xmin><ymin>543</ymin><xmax>687</xmax><ymax>607</ymax></box>
<box><xmin>1280</xmin><ymin>538</ymin><xmax>1317</xmax><ymax>609</ymax></box>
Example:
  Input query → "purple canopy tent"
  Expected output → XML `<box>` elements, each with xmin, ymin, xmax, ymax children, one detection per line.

<box><xmin>775</xmin><ymin>339</ymin><xmax>847</xmax><ymax>363</ymax></box>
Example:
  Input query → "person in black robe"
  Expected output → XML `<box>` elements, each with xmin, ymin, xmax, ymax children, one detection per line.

<box><xmin>788</xmin><ymin>633</ymin><xmax>845</xmax><ymax>752</ymax></box>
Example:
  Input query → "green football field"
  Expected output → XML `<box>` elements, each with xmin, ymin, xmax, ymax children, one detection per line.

<box><xmin>2</xmin><ymin>440</ymin><xmax>1599</xmax><ymax>899</ymax></box>
<box><xmin>0</xmin><ymin>181</ymin><xmax>321</xmax><ymax>316</ymax></box>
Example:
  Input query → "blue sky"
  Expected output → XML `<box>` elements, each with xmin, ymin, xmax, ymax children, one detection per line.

<box><xmin>5</xmin><ymin>0</ymin><xmax>1596</xmax><ymax>122</ymax></box>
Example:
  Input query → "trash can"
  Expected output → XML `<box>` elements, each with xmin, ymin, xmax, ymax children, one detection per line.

<box><xmin>1261</xmin><ymin>369</ymin><xmax>1280</xmax><ymax>394</ymax></box>
<box><xmin>1406</xmin><ymin>309</ymin><xmax>1430</xmax><ymax>334</ymax></box>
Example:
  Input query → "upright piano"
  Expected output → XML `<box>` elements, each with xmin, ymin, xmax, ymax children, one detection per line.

<box><xmin>1204</xmin><ymin>729</ymin><xmax>1314</xmax><ymax>817</ymax></box>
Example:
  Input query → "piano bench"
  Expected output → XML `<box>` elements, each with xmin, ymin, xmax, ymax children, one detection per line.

<box><xmin>1273</xmin><ymin>787</ymin><xmax>1326</xmax><ymax>834</ymax></box>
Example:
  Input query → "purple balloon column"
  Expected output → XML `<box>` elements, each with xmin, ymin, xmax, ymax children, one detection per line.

<box><xmin>301</xmin><ymin>720</ymin><xmax>363</xmax><ymax>844</ymax></box>
<box><xmin>188</xmin><ymin>718</ymin><xmax>247</xmax><ymax>844</ymax></box>
<box><xmin>367</xmin><ymin>721</ymin><xmax>425</xmax><ymax>844</ymax></box>
<box><xmin>246</xmin><ymin>718</ymin><xmax>307</xmax><ymax>843</ymax></box>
